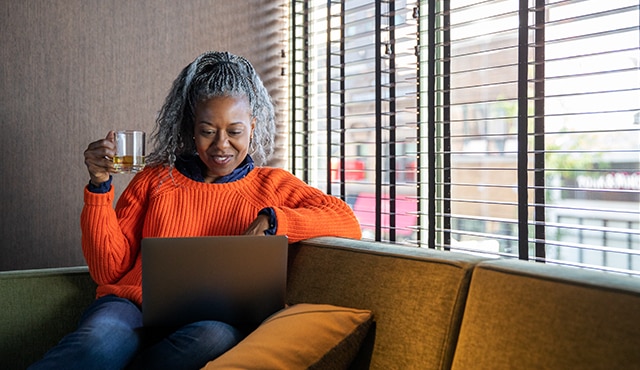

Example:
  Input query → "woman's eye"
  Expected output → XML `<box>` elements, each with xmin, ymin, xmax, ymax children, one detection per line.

<box><xmin>229</xmin><ymin>131</ymin><xmax>243</xmax><ymax>136</ymax></box>
<box><xmin>200</xmin><ymin>130</ymin><xmax>215</xmax><ymax>136</ymax></box>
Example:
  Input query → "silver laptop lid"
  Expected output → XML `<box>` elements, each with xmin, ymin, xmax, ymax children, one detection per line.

<box><xmin>141</xmin><ymin>235</ymin><xmax>288</xmax><ymax>329</ymax></box>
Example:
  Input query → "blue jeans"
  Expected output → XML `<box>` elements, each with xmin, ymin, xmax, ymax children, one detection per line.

<box><xmin>28</xmin><ymin>295</ymin><xmax>243</xmax><ymax>370</ymax></box>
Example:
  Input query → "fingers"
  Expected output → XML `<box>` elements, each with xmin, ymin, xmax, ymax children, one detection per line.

<box><xmin>84</xmin><ymin>132</ymin><xmax>117</xmax><ymax>184</ymax></box>
<box><xmin>105</xmin><ymin>130</ymin><xmax>115</xmax><ymax>141</ymax></box>
<box><xmin>243</xmin><ymin>224</ymin><xmax>267</xmax><ymax>236</ymax></box>
<box><xmin>243</xmin><ymin>214</ymin><xmax>271</xmax><ymax>236</ymax></box>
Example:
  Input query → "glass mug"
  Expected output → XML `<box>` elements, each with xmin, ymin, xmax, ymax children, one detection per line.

<box><xmin>113</xmin><ymin>130</ymin><xmax>146</xmax><ymax>173</ymax></box>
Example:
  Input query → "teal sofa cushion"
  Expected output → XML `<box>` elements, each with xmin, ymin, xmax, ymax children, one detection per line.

<box><xmin>0</xmin><ymin>267</ymin><xmax>96</xmax><ymax>370</ymax></box>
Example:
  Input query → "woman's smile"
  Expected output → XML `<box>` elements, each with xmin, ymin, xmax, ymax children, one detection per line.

<box><xmin>210</xmin><ymin>154</ymin><xmax>233</xmax><ymax>164</ymax></box>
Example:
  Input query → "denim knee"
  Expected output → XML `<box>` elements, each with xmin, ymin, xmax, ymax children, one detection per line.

<box><xmin>28</xmin><ymin>296</ymin><xmax>143</xmax><ymax>370</ymax></box>
<box><xmin>128</xmin><ymin>320</ymin><xmax>244</xmax><ymax>370</ymax></box>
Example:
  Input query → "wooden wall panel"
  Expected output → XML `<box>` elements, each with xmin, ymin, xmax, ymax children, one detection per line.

<box><xmin>0</xmin><ymin>0</ymin><xmax>287</xmax><ymax>270</ymax></box>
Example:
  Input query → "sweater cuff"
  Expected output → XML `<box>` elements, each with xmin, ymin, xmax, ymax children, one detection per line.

<box><xmin>84</xmin><ymin>182</ymin><xmax>114</xmax><ymax>205</ymax></box>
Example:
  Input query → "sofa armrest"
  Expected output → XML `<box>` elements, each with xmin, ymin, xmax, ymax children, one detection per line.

<box><xmin>0</xmin><ymin>266</ymin><xmax>96</xmax><ymax>370</ymax></box>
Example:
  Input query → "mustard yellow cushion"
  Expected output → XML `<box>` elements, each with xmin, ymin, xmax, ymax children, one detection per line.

<box><xmin>201</xmin><ymin>303</ymin><xmax>373</xmax><ymax>370</ymax></box>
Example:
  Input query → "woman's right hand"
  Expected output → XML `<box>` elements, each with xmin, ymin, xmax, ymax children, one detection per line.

<box><xmin>84</xmin><ymin>131</ymin><xmax>116</xmax><ymax>186</ymax></box>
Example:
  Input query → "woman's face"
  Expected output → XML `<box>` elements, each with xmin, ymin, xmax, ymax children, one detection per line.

<box><xmin>194</xmin><ymin>96</ymin><xmax>255</xmax><ymax>183</ymax></box>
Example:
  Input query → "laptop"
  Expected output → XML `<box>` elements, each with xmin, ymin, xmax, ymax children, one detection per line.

<box><xmin>141</xmin><ymin>235</ymin><xmax>288</xmax><ymax>330</ymax></box>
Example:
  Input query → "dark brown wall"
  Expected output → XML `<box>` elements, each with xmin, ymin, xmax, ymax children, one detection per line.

<box><xmin>0</xmin><ymin>0</ymin><xmax>287</xmax><ymax>271</ymax></box>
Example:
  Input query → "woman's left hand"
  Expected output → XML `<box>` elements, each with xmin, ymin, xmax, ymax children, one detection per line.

<box><xmin>243</xmin><ymin>214</ymin><xmax>271</xmax><ymax>235</ymax></box>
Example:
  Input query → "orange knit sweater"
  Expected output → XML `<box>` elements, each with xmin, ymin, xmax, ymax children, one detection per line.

<box><xmin>81</xmin><ymin>165</ymin><xmax>361</xmax><ymax>306</ymax></box>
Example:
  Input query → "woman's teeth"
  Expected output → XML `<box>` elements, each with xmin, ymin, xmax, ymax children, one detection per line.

<box><xmin>212</xmin><ymin>155</ymin><xmax>231</xmax><ymax>164</ymax></box>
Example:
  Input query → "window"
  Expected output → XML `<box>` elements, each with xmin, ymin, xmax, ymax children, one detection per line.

<box><xmin>289</xmin><ymin>0</ymin><xmax>640</xmax><ymax>275</ymax></box>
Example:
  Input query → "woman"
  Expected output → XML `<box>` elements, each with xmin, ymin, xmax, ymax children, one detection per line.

<box><xmin>30</xmin><ymin>51</ymin><xmax>361</xmax><ymax>370</ymax></box>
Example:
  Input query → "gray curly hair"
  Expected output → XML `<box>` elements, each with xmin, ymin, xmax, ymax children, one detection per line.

<box><xmin>146</xmin><ymin>51</ymin><xmax>276</xmax><ymax>167</ymax></box>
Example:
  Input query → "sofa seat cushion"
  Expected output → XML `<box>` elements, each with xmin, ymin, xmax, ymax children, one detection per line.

<box><xmin>202</xmin><ymin>303</ymin><xmax>373</xmax><ymax>370</ymax></box>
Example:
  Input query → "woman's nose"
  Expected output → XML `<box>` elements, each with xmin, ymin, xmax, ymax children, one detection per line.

<box><xmin>213</xmin><ymin>132</ymin><xmax>229</xmax><ymax>149</ymax></box>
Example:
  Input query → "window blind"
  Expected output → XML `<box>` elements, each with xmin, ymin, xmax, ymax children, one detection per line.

<box><xmin>290</xmin><ymin>0</ymin><xmax>421</xmax><ymax>243</ymax></box>
<box><xmin>289</xmin><ymin>0</ymin><xmax>640</xmax><ymax>275</ymax></box>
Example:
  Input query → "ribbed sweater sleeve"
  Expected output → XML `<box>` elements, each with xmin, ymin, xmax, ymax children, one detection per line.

<box><xmin>81</xmin><ymin>172</ymin><xmax>148</xmax><ymax>293</ymax></box>
<box><xmin>249</xmin><ymin>170</ymin><xmax>362</xmax><ymax>241</ymax></box>
<box><xmin>80</xmin><ymin>166</ymin><xmax>361</xmax><ymax>305</ymax></box>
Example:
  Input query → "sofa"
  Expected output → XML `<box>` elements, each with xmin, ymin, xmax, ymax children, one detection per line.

<box><xmin>2</xmin><ymin>236</ymin><xmax>640</xmax><ymax>369</ymax></box>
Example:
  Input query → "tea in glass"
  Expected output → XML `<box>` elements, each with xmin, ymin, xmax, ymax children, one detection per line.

<box><xmin>114</xmin><ymin>130</ymin><xmax>145</xmax><ymax>173</ymax></box>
